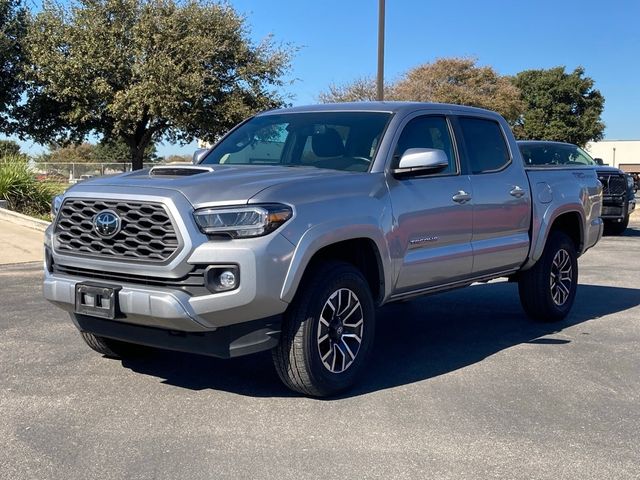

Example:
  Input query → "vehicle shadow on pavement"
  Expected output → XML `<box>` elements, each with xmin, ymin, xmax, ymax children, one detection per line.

<box><xmin>120</xmin><ymin>282</ymin><xmax>640</xmax><ymax>398</ymax></box>
<box><xmin>621</xmin><ymin>226</ymin><xmax>640</xmax><ymax>237</ymax></box>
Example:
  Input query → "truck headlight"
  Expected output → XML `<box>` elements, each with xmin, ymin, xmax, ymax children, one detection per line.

<box><xmin>193</xmin><ymin>204</ymin><xmax>292</xmax><ymax>238</ymax></box>
<box><xmin>51</xmin><ymin>195</ymin><xmax>63</xmax><ymax>219</ymax></box>
<box><xmin>626</xmin><ymin>174</ymin><xmax>634</xmax><ymax>189</ymax></box>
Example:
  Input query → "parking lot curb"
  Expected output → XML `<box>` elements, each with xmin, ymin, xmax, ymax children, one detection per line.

<box><xmin>0</xmin><ymin>208</ymin><xmax>50</xmax><ymax>232</ymax></box>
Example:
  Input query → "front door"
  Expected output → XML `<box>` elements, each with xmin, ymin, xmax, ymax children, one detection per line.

<box><xmin>388</xmin><ymin>114</ymin><xmax>474</xmax><ymax>293</ymax></box>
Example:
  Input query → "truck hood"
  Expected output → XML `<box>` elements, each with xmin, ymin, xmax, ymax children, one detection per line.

<box><xmin>70</xmin><ymin>164</ymin><xmax>359</xmax><ymax>207</ymax></box>
<box><xmin>595</xmin><ymin>166</ymin><xmax>625</xmax><ymax>175</ymax></box>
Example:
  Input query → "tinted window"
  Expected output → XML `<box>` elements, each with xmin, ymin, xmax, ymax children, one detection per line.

<box><xmin>202</xmin><ymin>112</ymin><xmax>391</xmax><ymax>172</ymax></box>
<box><xmin>519</xmin><ymin>143</ymin><xmax>597</xmax><ymax>166</ymax></box>
<box><xmin>458</xmin><ymin>117</ymin><xmax>510</xmax><ymax>174</ymax></box>
<box><xmin>394</xmin><ymin>116</ymin><xmax>456</xmax><ymax>174</ymax></box>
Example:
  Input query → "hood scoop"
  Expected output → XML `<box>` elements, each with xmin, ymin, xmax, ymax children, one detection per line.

<box><xmin>149</xmin><ymin>164</ymin><xmax>214</xmax><ymax>177</ymax></box>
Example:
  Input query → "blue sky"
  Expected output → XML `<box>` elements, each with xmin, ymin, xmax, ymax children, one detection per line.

<box><xmin>9</xmin><ymin>0</ymin><xmax>640</xmax><ymax>157</ymax></box>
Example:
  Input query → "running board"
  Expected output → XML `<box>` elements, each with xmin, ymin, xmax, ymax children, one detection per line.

<box><xmin>388</xmin><ymin>269</ymin><xmax>519</xmax><ymax>302</ymax></box>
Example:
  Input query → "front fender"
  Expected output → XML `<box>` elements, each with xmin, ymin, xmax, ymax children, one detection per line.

<box><xmin>279</xmin><ymin>218</ymin><xmax>392</xmax><ymax>304</ymax></box>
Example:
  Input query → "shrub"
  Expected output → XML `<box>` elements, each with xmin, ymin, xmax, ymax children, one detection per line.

<box><xmin>0</xmin><ymin>155</ymin><xmax>55</xmax><ymax>216</ymax></box>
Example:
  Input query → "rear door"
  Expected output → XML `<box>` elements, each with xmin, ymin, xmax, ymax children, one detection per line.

<box><xmin>388</xmin><ymin>113</ymin><xmax>473</xmax><ymax>292</ymax></box>
<box><xmin>454</xmin><ymin>116</ymin><xmax>531</xmax><ymax>275</ymax></box>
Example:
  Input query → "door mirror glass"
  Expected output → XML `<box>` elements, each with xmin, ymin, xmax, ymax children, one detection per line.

<box><xmin>192</xmin><ymin>148</ymin><xmax>209</xmax><ymax>164</ymax></box>
<box><xmin>393</xmin><ymin>148</ymin><xmax>449</xmax><ymax>177</ymax></box>
<box><xmin>593</xmin><ymin>157</ymin><xmax>605</xmax><ymax>166</ymax></box>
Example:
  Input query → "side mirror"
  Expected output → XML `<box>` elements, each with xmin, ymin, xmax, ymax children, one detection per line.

<box><xmin>594</xmin><ymin>158</ymin><xmax>605</xmax><ymax>166</ymax></box>
<box><xmin>393</xmin><ymin>148</ymin><xmax>449</xmax><ymax>177</ymax></box>
<box><xmin>192</xmin><ymin>148</ymin><xmax>209</xmax><ymax>164</ymax></box>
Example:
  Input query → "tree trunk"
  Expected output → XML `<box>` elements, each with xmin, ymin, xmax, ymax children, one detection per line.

<box><xmin>124</xmin><ymin>117</ymin><xmax>153</xmax><ymax>170</ymax></box>
<box><xmin>130</xmin><ymin>144</ymin><xmax>145</xmax><ymax>171</ymax></box>
<box><xmin>125</xmin><ymin>133</ymin><xmax>151</xmax><ymax>171</ymax></box>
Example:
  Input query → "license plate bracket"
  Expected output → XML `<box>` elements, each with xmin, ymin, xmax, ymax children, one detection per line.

<box><xmin>75</xmin><ymin>283</ymin><xmax>121</xmax><ymax>319</ymax></box>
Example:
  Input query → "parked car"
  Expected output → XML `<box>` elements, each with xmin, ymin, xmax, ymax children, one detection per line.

<box><xmin>44</xmin><ymin>103</ymin><xmax>603</xmax><ymax>396</ymax></box>
<box><xmin>518</xmin><ymin>140</ymin><xmax>636</xmax><ymax>235</ymax></box>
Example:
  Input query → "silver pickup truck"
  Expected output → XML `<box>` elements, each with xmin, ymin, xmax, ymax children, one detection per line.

<box><xmin>44</xmin><ymin>103</ymin><xmax>603</xmax><ymax>396</ymax></box>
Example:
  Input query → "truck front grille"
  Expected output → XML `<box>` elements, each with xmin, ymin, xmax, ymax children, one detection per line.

<box><xmin>598</xmin><ymin>173</ymin><xmax>627</xmax><ymax>196</ymax></box>
<box><xmin>51</xmin><ymin>264</ymin><xmax>208</xmax><ymax>296</ymax></box>
<box><xmin>54</xmin><ymin>198</ymin><xmax>180</xmax><ymax>263</ymax></box>
<box><xmin>601</xmin><ymin>205</ymin><xmax>623</xmax><ymax>217</ymax></box>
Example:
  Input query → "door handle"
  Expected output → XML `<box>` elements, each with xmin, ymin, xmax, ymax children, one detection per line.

<box><xmin>452</xmin><ymin>191</ymin><xmax>472</xmax><ymax>204</ymax></box>
<box><xmin>510</xmin><ymin>186</ymin><xmax>525</xmax><ymax>198</ymax></box>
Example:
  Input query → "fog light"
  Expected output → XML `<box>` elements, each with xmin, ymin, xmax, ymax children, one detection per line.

<box><xmin>219</xmin><ymin>270</ymin><xmax>236</xmax><ymax>289</ymax></box>
<box><xmin>205</xmin><ymin>265</ymin><xmax>240</xmax><ymax>293</ymax></box>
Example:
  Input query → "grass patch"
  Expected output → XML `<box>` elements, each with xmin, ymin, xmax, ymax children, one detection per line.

<box><xmin>0</xmin><ymin>156</ymin><xmax>58</xmax><ymax>217</ymax></box>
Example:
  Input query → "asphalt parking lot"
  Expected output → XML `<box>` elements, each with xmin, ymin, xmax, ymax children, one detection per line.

<box><xmin>1</xmin><ymin>217</ymin><xmax>639</xmax><ymax>480</ymax></box>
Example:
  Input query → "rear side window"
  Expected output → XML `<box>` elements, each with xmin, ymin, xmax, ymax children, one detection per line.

<box><xmin>458</xmin><ymin>117</ymin><xmax>510</xmax><ymax>174</ymax></box>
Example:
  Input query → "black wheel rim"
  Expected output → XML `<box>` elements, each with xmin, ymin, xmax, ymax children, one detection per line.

<box><xmin>316</xmin><ymin>288</ymin><xmax>364</xmax><ymax>373</ymax></box>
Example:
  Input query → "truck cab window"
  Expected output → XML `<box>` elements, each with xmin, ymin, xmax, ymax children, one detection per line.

<box><xmin>394</xmin><ymin>116</ymin><xmax>456</xmax><ymax>174</ymax></box>
<box><xmin>458</xmin><ymin>117</ymin><xmax>510</xmax><ymax>174</ymax></box>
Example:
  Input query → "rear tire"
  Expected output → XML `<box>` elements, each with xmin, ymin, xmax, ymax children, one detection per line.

<box><xmin>80</xmin><ymin>332</ymin><xmax>144</xmax><ymax>359</ymax></box>
<box><xmin>518</xmin><ymin>231</ymin><xmax>578</xmax><ymax>322</ymax></box>
<box><xmin>603</xmin><ymin>216</ymin><xmax>629</xmax><ymax>236</ymax></box>
<box><xmin>272</xmin><ymin>261</ymin><xmax>375</xmax><ymax>397</ymax></box>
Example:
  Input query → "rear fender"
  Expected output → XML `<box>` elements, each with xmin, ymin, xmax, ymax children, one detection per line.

<box><xmin>523</xmin><ymin>202</ymin><xmax>585</xmax><ymax>271</ymax></box>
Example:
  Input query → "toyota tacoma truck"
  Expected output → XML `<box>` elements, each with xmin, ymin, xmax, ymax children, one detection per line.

<box><xmin>44</xmin><ymin>103</ymin><xmax>603</xmax><ymax>396</ymax></box>
<box><xmin>518</xmin><ymin>140</ymin><xmax>635</xmax><ymax>235</ymax></box>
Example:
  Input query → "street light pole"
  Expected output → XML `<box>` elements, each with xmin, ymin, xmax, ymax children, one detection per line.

<box><xmin>376</xmin><ymin>0</ymin><xmax>385</xmax><ymax>101</ymax></box>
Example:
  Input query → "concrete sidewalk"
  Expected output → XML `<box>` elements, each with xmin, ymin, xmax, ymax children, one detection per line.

<box><xmin>0</xmin><ymin>218</ymin><xmax>44</xmax><ymax>265</ymax></box>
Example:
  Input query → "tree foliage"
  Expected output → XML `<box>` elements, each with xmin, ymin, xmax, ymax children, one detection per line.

<box><xmin>39</xmin><ymin>140</ymin><xmax>157</xmax><ymax>164</ymax></box>
<box><xmin>318</xmin><ymin>76</ymin><xmax>380</xmax><ymax>103</ymax></box>
<box><xmin>512</xmin><ymin>66</ymin><xmax>605</xmax><ymax>145</ymax></box>
<box><xmin>0</xmin><ymin>138</ymin><xmax>21</xmax><ymax>157</ymax></box>
<box><xmin>18</xmin><ymin>0</ymin><xmax>293</xmax><ymax>169</ymax></box>
<box><xmin>393</xmin><ymin>58</ymin><xmax>524</xmax><ymax>124</ymax></box>
<box><xmin>0</xmin><ymin>0</ymin><xmax>26</xmax><ymax>132</ymax></box>
<box><xmin>93</xmin><ymin>139</ymin><xmax>158</xmax><ymax>163</ymax></box>
<box><xmin>318</xmin><ymin>58</ymin><xmax>524</xmax><ymax>124</ymax></box>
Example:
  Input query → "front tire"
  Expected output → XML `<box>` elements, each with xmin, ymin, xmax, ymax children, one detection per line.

<box><xmin>80</xmin><ymin>331</ymin><xmax>144</xmax><ymax>359</ymax></box>
<box><xmin>518</xmin><ymin>231</ymin><xmax>578</xmax><ymax>322</ymax></box>
<box><xmin>272</xmin><ymin>261</ymin><xmax>375</xmax><ymax>397</ymax></box>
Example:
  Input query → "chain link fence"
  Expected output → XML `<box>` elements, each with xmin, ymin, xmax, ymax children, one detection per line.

<box><xmin>33</xmin><ymin>162</ymin><xmax>162</xmax><ymax>184</ymax></box>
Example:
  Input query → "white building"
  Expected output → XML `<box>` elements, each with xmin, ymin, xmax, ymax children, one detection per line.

<box><xmin>585</xmin><ymin>140</ymin><xmax>640</xmax><ymax>173</ymax></box>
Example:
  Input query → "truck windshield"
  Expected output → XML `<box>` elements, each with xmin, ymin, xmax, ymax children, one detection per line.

<box><xmin>519</xmin><ymin>143</ymin><xmax>597</xmax><ymax>166</ymax></box>
<box><xmin>200</xmin><ymin>111</ymin><xmax>392</xmax><ymax>172</ymax></box>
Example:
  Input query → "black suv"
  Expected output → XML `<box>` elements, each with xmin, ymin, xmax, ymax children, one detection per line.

<box><xmin>518</xmin><ymin>141</ymin><xmax>636</xmax><ymax>235</ymax></box>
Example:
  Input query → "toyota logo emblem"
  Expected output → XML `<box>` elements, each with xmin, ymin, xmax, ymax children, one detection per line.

<box><xmin>93</xmin><ymin>210</ymin><xmax>121</xmax><ymax>238</ymax></box>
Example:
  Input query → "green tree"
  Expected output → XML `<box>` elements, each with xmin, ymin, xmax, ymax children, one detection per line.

<box><xmin>393</xmin><ymin>58</ymin><xmax>524</xmax><ymax>124</ymax></box>
<box><xmin>512</xmin><ymin>66</ymin><xmax>605</xmax><ymax>145</ymax></box>
<box><xmin>93</xmin><ymin>139</ymin><xmax>158</xmax><ymax>163</ymax></box>
<box><xmin>318</xmin><ymin>58</ymin><xmax>524</xmax><ymax>124</ymax></box>
<box><xmin>0</xmin><ymin>0</ymin><xmax>26</xmax><ymax>132</ymax></box>
<box><xmin>318</xmin><ymin>76</ymin><xmax>382</xmax><ymax>103</ymax></box>
<box><xmin>18</xmin><ymin>0</ymin><xmax>292</xmax><ymax>170</ymax></box>
<box><xmin>43</xmin><ymin>143</ymin><xmax>96</xmax><ymax>163</ymax></box>
<box><xmin>0</xmin><ymin>138</ymin><xmax>21</xmax><ymax>157</ymax></box>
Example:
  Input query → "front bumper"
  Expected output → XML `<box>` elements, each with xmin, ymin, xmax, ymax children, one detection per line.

<box><xmin>600</xmin><ymin>195</ymin><xmax>629</xmax><ymax>221</ymax></box>
<box><xmin>44</xmin><ymin>189</ymin><xmax>299</xmax><ymax>356</ymax></box>
<box><xmin>44</xmin><ymin>230</ymin><xmax>295</xmax><ymax>331</ymax></box>
<box><xmin>71</xmin><ymin>313</ymin><xmax>281</xmax><ymax>359</ymax></box>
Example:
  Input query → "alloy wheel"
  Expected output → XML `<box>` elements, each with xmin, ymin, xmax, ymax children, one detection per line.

<box><xmin>550</xmin><ymin>248</ymin><xmax>572</xmax><ymax>306</ymax></box>
<box><xmin>316</xmin><ymin>288</ymin><xmax>364</xmax><ymax>373</ymax></box>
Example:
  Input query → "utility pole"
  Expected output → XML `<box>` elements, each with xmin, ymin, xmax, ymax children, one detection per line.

<box><xmin>376</xmin><ymin>0</ymin><xmax>385</xmax><ymax>101</ymax></box>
